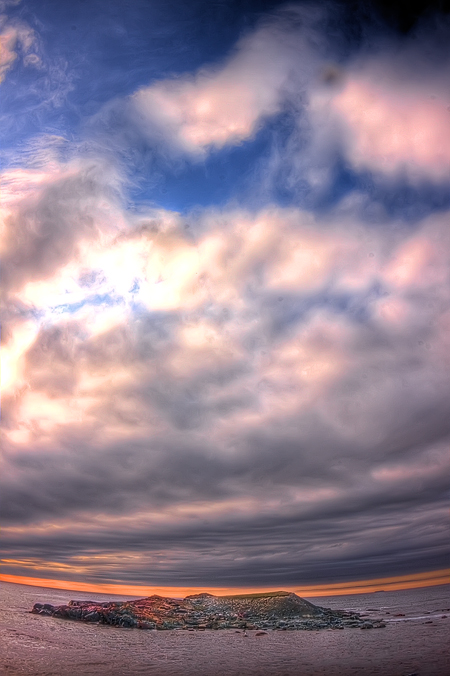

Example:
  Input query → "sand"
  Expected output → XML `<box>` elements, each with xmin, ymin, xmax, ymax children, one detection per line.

<box><xmin>1</xmin><ymin>581</ymin><xmax>449</xmax><ymax>676</ymax></box>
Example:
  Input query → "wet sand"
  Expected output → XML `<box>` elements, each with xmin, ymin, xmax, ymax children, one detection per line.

<box><xmin>1</xmin><ymin>581</ymin><xmax>449</xmax><ymax>676</ymax></box>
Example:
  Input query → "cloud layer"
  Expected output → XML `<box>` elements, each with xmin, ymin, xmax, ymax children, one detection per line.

<box><xmin>1</xmin><ymin>0</ymin><xmax>450</xmax><ymax>588</ymax></box>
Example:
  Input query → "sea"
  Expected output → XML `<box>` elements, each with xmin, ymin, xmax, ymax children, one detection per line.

<box><xmin>1</xmin><ymin>581</ymin><xmax>449</xmax><ymax>676</ymax></box>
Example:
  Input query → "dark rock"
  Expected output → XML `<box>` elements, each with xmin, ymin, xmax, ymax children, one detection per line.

<box><xmin>30</xmin><ymin>590</ymin><xmax>382</xmax><ymax>631</ymax></box>
<box><xmin>84</xmin><ymin>611</ymin><xmax>101</xmax><ymax>622</ymax></box>
<box><xmin>31</xmin><ymin>603</ymin><xmax>53</xmax><ymax>616</ymax></box>
<box><xmin>52</xmin><ymin>607</ymin><xmax>72</xmax><ymax>619</ymax></box>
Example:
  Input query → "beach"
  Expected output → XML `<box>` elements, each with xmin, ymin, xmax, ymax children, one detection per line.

<box><xmin>1</xmin><ymin>582</ymin><xmax>449</xmax><ymax>676</ymax></box>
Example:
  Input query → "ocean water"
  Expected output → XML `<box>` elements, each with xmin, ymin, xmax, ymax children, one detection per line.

<box><xmin>1</xmin><ymin>581</ymin><xmax>449</xmax><ymax>676</ymax></box>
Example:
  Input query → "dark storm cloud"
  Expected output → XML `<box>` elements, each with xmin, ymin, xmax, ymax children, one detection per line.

<box><xmin>2</xmin><ymin>286</ymin><xmax>449</xmax><ymax>585</ymax></box>
<box><xmin>2</xmin><ymin>476</ymin><xmax>448</xmax><ymax>584</ymax></box>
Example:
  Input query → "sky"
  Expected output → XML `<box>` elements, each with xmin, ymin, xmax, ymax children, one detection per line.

<box><xmin>1</xmin><ymin>0</ymin><xmax>450</xmax><ymax>596</ymax></box>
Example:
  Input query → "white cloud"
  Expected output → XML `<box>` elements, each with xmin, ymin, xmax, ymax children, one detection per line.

<box><xmin>131</xmin><ymin>6</ymin><xmax>324</xmax><ymax>155</ymax></box>
<box><xmin>306</xmin><ymin>34</ymin><xmax>450</xmax><ymax>184</ymax></box>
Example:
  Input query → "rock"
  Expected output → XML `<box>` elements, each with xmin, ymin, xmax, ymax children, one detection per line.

<box><xmin>52</xmin><ymin>607</ymin><xmax>73</xmax><ymax>619</ymax></box>
<box><xmin>138</xmin><ymin>621</ymin><xmax>155</xmax><ymax>629</ymax></box>
<box><xmin>30</xmin><ymin>590</ymin><xmax>381</xmax><ymax>632</ymax></box>
<box><xmin>31</xmin><ymin>603</ymin><xmax>50</xmax><ymax>616</ymax></box>
<box><xmin>84</xmin><ymin>611</ymin><xmax>101</xmax><ymax>622</ymax></box>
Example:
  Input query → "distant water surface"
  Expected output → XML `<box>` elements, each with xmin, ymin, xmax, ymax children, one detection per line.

<box><xmin>1</xmin><ymin>582</ymin><xmax>449</xmax><ymax>676</ymax></box>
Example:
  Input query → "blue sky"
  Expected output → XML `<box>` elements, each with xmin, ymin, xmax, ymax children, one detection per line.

<box><xmin>3</xmin><ymin>0</ymin><xmax>450</xmax><ymax>216</ymax></box>
<box><xmin>1</xmin><ymin>0</ymin><xmax>450</xmax><ymax>592</ymax></box>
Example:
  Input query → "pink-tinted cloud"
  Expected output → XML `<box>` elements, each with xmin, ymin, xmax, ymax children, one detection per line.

<box><xmin>131</xmin><ymin>7</ymin><xmax>323</xmax><ymax>155</ymax></box>
<box><xmin>304</xmin><ymin>28</ymin><xmax>450</xmax><ymax>184</ymax></box>
<box><xmin>331</xmin><ymin>73</ymin><xmax>450</xmax><ymax>181</ymax></box>
<box><xmin>0</xmin><ymin>16</ymin><xmax>41</xmax><ymax>82</ymax></box>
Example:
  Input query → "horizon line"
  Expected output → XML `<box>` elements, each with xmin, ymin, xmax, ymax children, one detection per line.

<box><xmin>0</xmin><ymin>569</ymin><xmax>448</xmax><ymax>598</ymax></box>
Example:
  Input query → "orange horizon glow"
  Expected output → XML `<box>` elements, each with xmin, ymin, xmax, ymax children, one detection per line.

<box><xmin>0</xmin><ymin>569</ymin><xmax>448</xmax><ymax>599</ymax></box>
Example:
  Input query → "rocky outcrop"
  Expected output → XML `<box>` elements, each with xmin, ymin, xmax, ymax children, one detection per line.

<box><xmin>31</xmin><ymin>590</ymin><xmax>386</xmax><ymax>630</ymax></box>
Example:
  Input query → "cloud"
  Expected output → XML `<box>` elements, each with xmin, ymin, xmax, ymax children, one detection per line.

<box><xmin>0</xmin><ymin>15</ymin><xmax>41</xmax><ymax>82</ymax></box>
<box><xmin>1</xmin><ymin>468</ymin><xmax>448</xmax><ymax>585</ymax></box>
<box><xmin>2</xmin><ymin>163</ymin><xmax>450</xmax><ymax>583</ymax></box>
<box><xmin>2</xmin><ymin>2</ymin><xmax>450</xmax><ymax>588</ymax></box>
<box><xmin>327</xmin><ymin>66</ymin><xmax>450</xmax><ymax>182</ymax></box>
<box><xmin>89</xmin><ymin>3</ymin><xmax>450</xmax><ymax>199</ymax></box>
<box><xmin>0</xmin><ymin>1</ymin><xmax>22</xmax><ymax>10</ymax></box>
<box><xmin>0</xmin><ymin>157</ymin><xmax>129</xmax><ymax>404</ymax></box>
<box><xmin>304</xmin><ymin>19</ymin><xmax>450</xmax><ymax>186</ymax></box>
<box><xmin>129</xmin><ymin>5</ymin><xmax>325</xmax><ymax>156</ymax></box>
